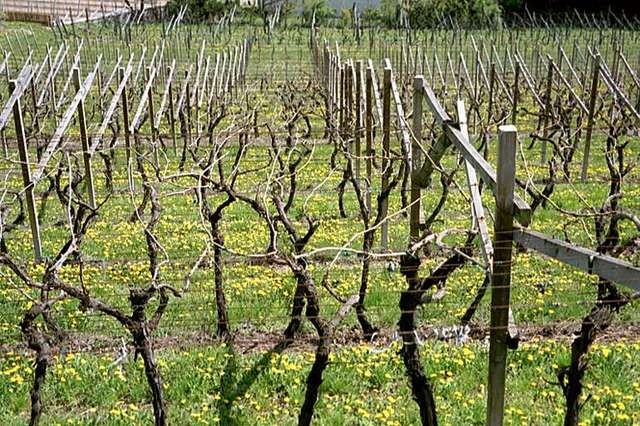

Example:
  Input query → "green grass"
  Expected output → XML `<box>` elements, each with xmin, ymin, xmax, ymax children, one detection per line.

<box><xmin>0</xmin><ymin>139</ymin><xmax>637</xmax><ymax>424</ymax></box>
<box><xmin>1</xmin><ymin>339</ymin><xmax>639</xmax><ymax>425</ymax></box>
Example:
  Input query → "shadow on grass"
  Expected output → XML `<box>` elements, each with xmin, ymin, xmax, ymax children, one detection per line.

<box><xmin>217</xmin><ymin>339</ymin><xmax>291</xmax><ymax>424</ymax></box>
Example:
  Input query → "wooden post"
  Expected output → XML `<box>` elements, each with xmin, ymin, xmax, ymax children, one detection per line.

<box><xmin>365</xmin><ymin>64</ymin><xmax>373</xmax><ymax>213</ymax></box>
<box><xmin>238</xmin><ymin>42</ymin><xmax>245</xmax><ymax>88</ymax></box>
<box><xmin>146</xmin><ymin>66</ymin><xmax>160</xmax><ymax>169</ymax></box>
<box><xmin>1</xmin><ymin>129</ymin><xmax>7</xmax><ymax>158</ymax></box>
<box><xmin>119</xmin><ymin>67</ymin><xmax>131</xmax><ymax>167</ymax></box>
<box><xmin>96</xmin><ymin>65</ymin><xmax>104</xmax><ymax>117</ymax></box>
<box><xmin>339</xmin><ymin>64</ymin><xmax>345</xmax><ymax>137</ymax></box>
<box><xmin>10</xmin><ymin>80</ymin><xmax>42</xmax><ymax>261</ymax></box>
<box><xmin>230</xmin><ymin>47</ymin><xmax>238</xmax><ymax>94</ymax></box>
<box><xmin>355</xmin><ymin>61</ymin><xmax>362</xmax><ymax>181</ymax></box>
<box><xmin>185</xmin><ymin>78</ymin><xmax>192</xmax><ymax>151</ymax></box>
<box><xmin>381</xmin><ymin>60</ymin><xmax>391</xmax><ymax>251</ymax></box>
<box><xmin>486</xmin><ymin>125</ymin><xmax>517</xmax><ymax>426</ymax></box>
<box><xmin>347</xmin><ymin>61</ymin><xmax>353</xmax><ymax>140</ymax></box>
<box><xmin>29</xmin><ymin>75</ymin><xmax>40</xmax><ymax>142</ymax></box>
<box><xmin>168</xmin><ymin>66</ymin><xmax>177</xmax><ymax>154</ymax></box>
<box><xmin>243</xmin><ymin>39</ymin><xmax>250</xmax><ymax>87</ymax></box>
<box><xmin>323</xmin><ymin>48</ymin><xmax>330</xmax><ymax>97</ymax></box>
<box><xmin>334</xmin><ymin>59</ymin><xmax>340</xmax><ymax>130</ymax></box>
<box><xmin>458</xmin><ymin>100</ymin><xmax>493</xmax><ymax>265</ymax></box>
<box><xmin>47</xmin><ymin>52</ymin><xmax>57</xmax><ymax>116</ymax></box>
<box><xmin>219</xmin><ymin>52</ymin><xmax>227</xmax><ymax>95</ymax></box>
<box><xmin>73</xmin><ymin>68</ymin><xmax>96</xmax><ymax>209</ymax></box>
<box><xmin>212</xmin><ymin>54</ymin><xmax>220</xmax><ymax>99</ymax></box>
<box><xmin>581</xmin><ymin>55</ymin><xmax>600</xmax><ymax>182</ymax></box>
<box><xmin>487</xmin><ymin>63</ymin><xmax>495</xmax><ymax>130</ymax></box>
<box><xmin>471</xmin><ymin>54</ymin><xmax>480</xmax><ymax>134</ymax></box>
<box><xmin>410</xmin><ymin>75</ymin><xmax>423</xmax><ymax>242</ymax></box>
<box><xmin>195</xmin><ymin>57</ymin><xmax>207</xmax><ymax>134</ymax></box>
<box><xmin>540</xmin><ymin>58</ymin><xmax>554</xmax><ymax>164</ymax></box>
<box><xmin>511</xmin><ymin>63</ymin><xmax>519</xmax><ymax>125</ymax></box>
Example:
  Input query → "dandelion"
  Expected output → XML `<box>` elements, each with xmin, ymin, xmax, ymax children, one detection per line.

<box><xmin>9</xmin><ymin>374</ymin><xmax>24</xmax><ymax>385</ymax></box>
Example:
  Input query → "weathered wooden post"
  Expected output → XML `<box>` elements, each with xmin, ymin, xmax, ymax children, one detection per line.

<box><xmin>457</xmin><ymin>100</ymin><xmax>493</xmax><ymax>266</ymax></box>
<box><xmin>328</xmin><ymin>53</ymin><xmax>334</xmax><ymax>114</ymax></box>
<box><xmin>185</xmin><ymin>76</ymin><xmax>192</xmax><ymax>153</ymax></box>
<box><xmin>47</xmin><ymin>51</ymin><xmax>57</xmax><ymax>115</ymax></box>
<box><xmin>323</xmin><ymin>47</ymin><xmax>330</xmax><ymax>98</ymax></box>
<box><xmin>196</xmin><ymin>56</ymin><xmax>209</xmax><ymax>134</ymax></box>
<box><xmin>486</xmin><ymin>125</ymin><xmax>517</xmax><ymax>426</ymax></box>
<box><xmin>243</xmin><ymin>38</ymin><xmax>250</xmax><ymax>88</ymax></box>
<box><xmin>220</xmin><ymin>51</ymin><xmax>227</xmax><ymax>95</ymax></box>
<box><xmin>511</xmin><ymin>63</ymin><xmax>519</xmax><ymax>125</ymax></box>
<box><xmin>487</xmin><ymin>63</ymin><xmax>495</xmax><ymax>131</ymax></box>
<box><xmin>346</xmin><ymin>61</ymin><xmax>353</xmax><ymax>140</ymax></box>
<box><xmin>238</xmin><ymin>42</ymin><xmax>246</xmax><ymax>88</ymax></box>
<box><xmin>381</xmin><ymin>59</ymin><xmax>391</xmax><ymax>251</ymax></box>
<box><xmin>1</xmin><ymin>130</ymin><xmax>7</xmax><ymax>158</ymax></box>
<box><xmin>119</xmin><ymin>67</ymin><xmax>131</xmax><ymax>166</ymax></box>
<box><xmin>10</xmin><ymin>79</ymin><xmax>43</xmax><ymax>261</ymax></box>
<box><xmin>324</xmin><ymin>50</ymin><xmax>332</xmax><ymax>131</ymax></box>
<box><xmin>410</xmin><ymin>75</ymin><xmax>423</xmax><ymax>242</ymax></box>
<box><xmin>339</xmin><ymin>64</ymin><xmax>345</xmax><ymax>137</ymax></box>
<box><xmin>212</xmin><ymin>53</ymin><xmax>220</xmax><ymax>99</ymax></box>
<box><xmin>355</xmin><ymin>60</ymin><xmax>363</xmax><ymax>181</ymax></box>
<box><xmin>540</xmin><ymin>57</ymin><xmax>554</xmax><ymax>164</ymax></box>
<box><xmin>146</xmin><ymin>66</ymin><xmax>160</xmax><ymax>169</ymax></box>
<box><xmin>167</xmin><ymin>65</ymin><xmax>177</xmax><ymax>154</ymax></box>
<box><xmin>581</xmin><ymin>54</ymin><xmax>600</xmax><ymax>182</ymax></box>
<box><xmin>96</xmin><ymin>63</ymin><xmax>104</xmax><ymax>116</ymax></box>
<box><xmin>73</xmin><ymin>67</ymin><xmax>96</xmax><ymax>209</ymax></box>
<box><xmin>231</xmin><ymin>46</ymin><xmax>238</xmax><ymax>94</ymax></box>
<box><xmin>29</xmin><ymin>71</ymin><xmax>40</xmax><ymax>140</ymax></box>
<box><xmin>365</xmin><ymin>64</ymin><xmax>373</xmax><ymax>212</ymax></box>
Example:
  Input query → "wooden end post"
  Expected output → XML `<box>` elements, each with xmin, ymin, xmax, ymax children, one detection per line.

<box><xmin>486</xmin><ymin>125</ymin><xmax>517</xmax><ymax>426</ymax></box>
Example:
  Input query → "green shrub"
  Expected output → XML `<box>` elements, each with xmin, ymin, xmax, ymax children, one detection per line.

<box><xmin>166</xmin><ymin>0</ymin><xmax>238</xmax><ymax>21</ymax></box>
<box><xmin>301</xmin><ymin>0</ymin><xmax>335</xmax><ymax>27</ymax></box>
<box><xmin>370</xmin><ymin>0</ymin><xmax>503</xmax><ymax>28</ymax></box>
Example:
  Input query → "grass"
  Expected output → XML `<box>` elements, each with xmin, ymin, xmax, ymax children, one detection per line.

<box><xmin>1</xmin><ymin>339</ymin><xmax>639</xmax><ymax>425</ymax></box>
